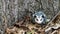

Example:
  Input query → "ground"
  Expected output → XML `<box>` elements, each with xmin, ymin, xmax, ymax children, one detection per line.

<box><xmin>5</xmin><ymin>11</ymin><xmax>60</xmax><ymax>34</ymax></box>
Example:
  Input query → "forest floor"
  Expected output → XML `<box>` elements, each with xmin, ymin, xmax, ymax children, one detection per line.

<box><xmin>5</xmin><ymin>11</ymin><xmax>60</xmax><ymax>34</ymax></box>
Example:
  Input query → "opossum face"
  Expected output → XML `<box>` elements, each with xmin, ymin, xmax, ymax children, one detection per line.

<box><xmin>33</xmin><ymin>12</ymin><xmax>46</xmax><ymax>24</ymax></box>
<box><xmin>34</xmin><ymin>15</ymin><xmax>45</xmax><ymax>24</ymax></box>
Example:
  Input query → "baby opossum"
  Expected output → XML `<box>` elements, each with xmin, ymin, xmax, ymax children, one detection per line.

<box><xmin>32</xmin><ymin>11</ymin><xmax>47</xmax><ymax>25</ymax></box>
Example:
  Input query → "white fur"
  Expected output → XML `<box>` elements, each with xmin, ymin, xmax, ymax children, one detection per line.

<box><xmin>33</xmin><ymin>11</ymin><xmax>46</xmax><ymax>24</ymax></box>
<box><xmin>35</xmin><ymin>15</ymin><xmax>44</xmax><ymax>24</ymax></box>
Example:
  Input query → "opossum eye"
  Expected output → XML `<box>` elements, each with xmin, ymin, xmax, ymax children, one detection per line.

<box><xmin>34</xmin><ymin>15</ymin><xmax>36</xmax><ymax>18</ymax></box>
<box><xmin>42</xmin><ymin>15</ymin><xmax>44</xmax><ymax>18</ymax></box>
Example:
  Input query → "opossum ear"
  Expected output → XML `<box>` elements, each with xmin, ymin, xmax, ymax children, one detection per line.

<box><xmin>34</xmin><ymin>15</ymin><xmax>36</xmax><ymax>18</ymax></box>
<box><xmin>46</xmin><ymin>19</ymin><xmax>50</xmax><ymax>22</ymax></box>
<box><xmin>33</xmin><ymin>13</ymin><xmax>35</xmax><ymax>17</ymax></box>
<box><xmin>43</xmin><ymin>13</ymin><xmax>46</xmax><ymax>17</ymax></box>
<box><xmin>33</xmin><ymin>14</ymin><xmax>36</xmax><ymax>17</ymax></box>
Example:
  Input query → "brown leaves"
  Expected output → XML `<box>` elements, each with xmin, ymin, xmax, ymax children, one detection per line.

<box><xmin>6</xmin><ymin>12</ymin><xmax>60</xmax><ymax>34</ymax></box>
<box><xmin>6</xmin><ymin>27</ymin><xmax>18</xmax><ymax>34</ymax></box>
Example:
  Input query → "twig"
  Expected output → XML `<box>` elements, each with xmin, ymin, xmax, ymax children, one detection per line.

<box><xmin>44</xmin><ymin>11</ymin><xmax>60</xmax><ymax>30</ymax></box>
<box><xmin>51</xmin><ymin>30</ymin><xmax>58</xmax><ymax>34</ymax></box>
